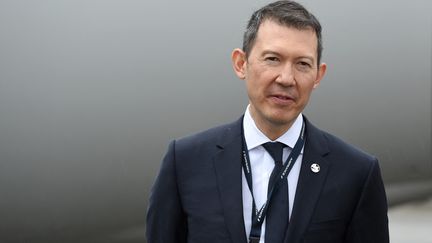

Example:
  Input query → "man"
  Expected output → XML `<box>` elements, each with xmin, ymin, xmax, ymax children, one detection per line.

<box><xmin>146</xmin><ymin>1</ymin><xmax>389</xmax><ymax>243</ymax></box>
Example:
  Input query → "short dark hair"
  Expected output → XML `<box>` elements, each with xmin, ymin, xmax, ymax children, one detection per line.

<box><xmin>243</xmin><ymin>0</ymin><xmax>323</xmax><ymax>65</ymax></box>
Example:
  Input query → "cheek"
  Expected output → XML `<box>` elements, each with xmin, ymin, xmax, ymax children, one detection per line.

<box><xmin>297</xmin><ymin>75</ymin><xmax>317</xmax><ymax>93</ymax></box>
<box><xmin>247</xmin><ymin>84</ymin><xmax>264</xmax><ymax>103</ymax></box>
<box><xmin>245</xmin><ymin>80</ymin><xmax>259</xmax><ymax>100</ymax></box>
<box><xmin>298</xmin><ymin>87</ymin><xmax>315</xmax><ymax>103</ymax></box>
<box><xmin>246</xmin><ymin>75</ymin><xmax>267</xmax><ymax>94</ymax></box>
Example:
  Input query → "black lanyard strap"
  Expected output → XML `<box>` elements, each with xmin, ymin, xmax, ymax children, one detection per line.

<box><xmin>241</xmin><ymin>119</ymin><xmax>306</xmax><ymax>243</ymax></box>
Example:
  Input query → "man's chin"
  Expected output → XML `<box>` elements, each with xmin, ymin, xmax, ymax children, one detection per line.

<box><xmin>266</xmin><ymin>116</ymin><xmax>296</xmax><ymax>128</ymax></box>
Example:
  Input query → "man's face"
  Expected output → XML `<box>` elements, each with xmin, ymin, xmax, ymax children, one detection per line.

<box><xmin>232</xmin><ymin>20</ymin><xmax>326</xmax><ymax>137</ymax></box>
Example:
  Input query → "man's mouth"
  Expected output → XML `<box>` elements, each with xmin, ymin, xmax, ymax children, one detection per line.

<box><xmin>269</xmin><ymin>94</ymin><xmax>295</xmax><ymax>104</ymax></box>
<box><xmin>274</xmin><ymin>95</ymin><xmax>290</xmax><ymax>100</ymax></box>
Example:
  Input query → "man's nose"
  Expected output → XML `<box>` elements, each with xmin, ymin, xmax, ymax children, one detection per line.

<box><xmin>275</xmin><ymin>63</ymin><xmax>295</xmax><ymax>86</ymax></box>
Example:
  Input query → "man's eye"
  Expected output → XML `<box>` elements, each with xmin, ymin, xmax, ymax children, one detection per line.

<box><xmin>299</xmin><ymin>61</ymin><xmax>311</xmax><ymax>67</ymax></box>
<box><xmin>265</xmin><ymin>56</ymin><xmax>279</xmax><ymax>63</ymax></box>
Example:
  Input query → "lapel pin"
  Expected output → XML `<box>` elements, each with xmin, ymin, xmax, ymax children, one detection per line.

<box><xmin>310</xmin><ymin>163</ymin><xmax>320</xmax><ymax>173</ymax></box>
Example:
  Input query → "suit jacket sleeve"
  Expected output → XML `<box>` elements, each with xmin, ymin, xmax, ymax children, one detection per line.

<box><xmin>344</xmin><ymin>158</ymin><xmax>389</xmax><ymax>243</ymax></box>
<box><xmin>146</xmin><ymin>140</ymin><xmax>187</xmax><ymax>243</ymax></box>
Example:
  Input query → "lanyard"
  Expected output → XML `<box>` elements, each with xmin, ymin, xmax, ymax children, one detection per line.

<box><xmin>241</xmin><ymin>120</ymin><xmax>305</xmax><ymax>243</ymax></box>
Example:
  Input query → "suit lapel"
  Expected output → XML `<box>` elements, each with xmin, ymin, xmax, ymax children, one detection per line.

<box><xmin>284</xmin><ymin>118</ymin><xmax>331</xmax><ymax>243</ymax></box>
<box><xmin>213</xmin><ymin>118</ymin><xmax>248</xmax><ymax>243</ymax></box>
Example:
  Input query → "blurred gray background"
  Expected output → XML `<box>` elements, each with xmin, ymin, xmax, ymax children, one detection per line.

<box><xmin>0</xmin><ymin>0</ymin><xmax>431</xmax><ymax>242</ymax></box>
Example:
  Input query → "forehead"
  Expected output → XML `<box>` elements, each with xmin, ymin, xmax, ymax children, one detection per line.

<box><xmin>252</xmin><ymin>20</ymin><xmax>318</xmax><ymax>59</ymax></box>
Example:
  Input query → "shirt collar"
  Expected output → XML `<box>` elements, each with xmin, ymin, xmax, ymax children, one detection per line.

<box><xmin>243</xmin><ymin>105</ymin><xmax>304</xmax><ymax>152</ymax></box>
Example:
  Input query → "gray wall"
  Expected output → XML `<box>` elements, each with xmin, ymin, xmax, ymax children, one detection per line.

<box><xmin>0</xmin><ymin>0</ymin><xmax>430</xmax><ymax>242</ymax></box>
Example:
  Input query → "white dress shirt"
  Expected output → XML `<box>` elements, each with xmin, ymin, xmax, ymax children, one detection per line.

<box><xmin>242</xmin><ymin>106</ymin><xmax>304</xmax><ymax>243</ymax></box>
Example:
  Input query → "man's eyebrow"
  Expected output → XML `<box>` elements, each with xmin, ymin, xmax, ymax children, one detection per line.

<box><xmin>261</xmin><ymin>50</ymin><xmax>281</xmax><ymax>56</ymax></box>
<box><xmin>261</xmin><ymin>49</ymin><xmax>315</xmax><ymax>62</ymax></box>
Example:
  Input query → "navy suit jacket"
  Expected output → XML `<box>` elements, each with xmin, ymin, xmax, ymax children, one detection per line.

<box><xmin>146</xmin><ymin>117</ymin><xmax>389</xmax><ymax>243</ymax></box>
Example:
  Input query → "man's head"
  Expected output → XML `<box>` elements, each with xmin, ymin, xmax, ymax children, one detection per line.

<box><xmin>243</xmin><ymin>0</ymin><xmax>323</xmax><ymax>65</ymax></box>
<box><xmin>232</xmin><ymin>1</ymin><xmax>326</xmax><ymax>140</ymax></box>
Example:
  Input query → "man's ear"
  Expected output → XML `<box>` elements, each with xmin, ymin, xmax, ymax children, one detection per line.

<box><xmin>231</xmin><ymin>48</ymin><xmax>247</xmax><ymax>80</ymax></box>
<box><xmin>313</xmin><ymin>63</ymin><xmax>327</xmax><ymax>89</ymax></box>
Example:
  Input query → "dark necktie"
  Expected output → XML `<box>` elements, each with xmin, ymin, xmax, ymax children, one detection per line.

<box><xmin>262</xmin><ymin>142</ymin><xmax>289</xmax><ymax>243</ymax></box>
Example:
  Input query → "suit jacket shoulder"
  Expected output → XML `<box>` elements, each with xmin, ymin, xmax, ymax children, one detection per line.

<box><xmin>322</xmin><ymin>129</ymin><xmax>376</xmax><ymax>163</ymax></box>
<box><xmin>174</xmin><ymin>117</ymin><xmax>243</xmax><ymax>155</ymax></box>
<box><xmin>305</xmin><ymin>118</ymin><xmax>378</xmax><ymax>176</ymax></box>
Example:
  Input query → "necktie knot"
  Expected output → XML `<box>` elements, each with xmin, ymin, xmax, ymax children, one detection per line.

<box><xmin>262</xmin><ymin>142</ymin><xmax>286</xmax><ymax>165</ymax></box>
